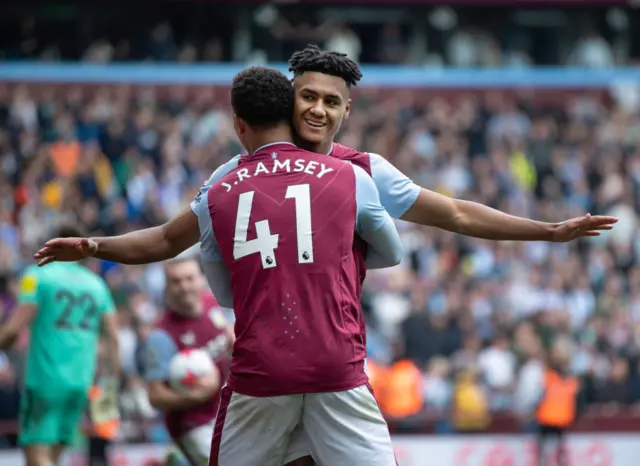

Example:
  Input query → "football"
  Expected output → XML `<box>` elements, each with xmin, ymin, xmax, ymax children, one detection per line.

<box><xmin>168</xmin><ymin>348</ymin><xmax>216</xmax><ymax>392</ymax></box>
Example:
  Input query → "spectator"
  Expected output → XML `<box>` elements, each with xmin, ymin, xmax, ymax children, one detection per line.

<box><xmin>477</xmin><ymin>333</ymin><xmax>517</xmax><ymax>410</ymax></box>
<box><xmin>379</xmin><ymin>359</ymin><xmax>424</xmax><ymax>421</ymax></box>
<box><xmin>451</xmin><ymin>368</ymin><xmax>489</xmax><ymax>433</ymax></box>
<box><xmin>423</xmin><ymin>357</ymin><xmax>452</xmax><ymax>412</ymax></box>
<box><xmin>567</xmin><ymin>29</ymin><xmax>615</xmax><ymax>68</ymax></box>
<box><xmin>594</xmin><ymin>357</ymin><xmax>635</xmax><ymax>405</ymax></box>
<box><xmin>402</xmin><ymin>311</ymin><xmax>462</xmax><ymax>368</ymax></box>
<box><xmin>325</xmin><ymin>22</ymin><xmax>361</xmax><ymax>62</ymax></box>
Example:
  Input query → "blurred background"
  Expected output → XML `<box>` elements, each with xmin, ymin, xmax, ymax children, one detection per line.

<box><xmin>2</xmin><ymin>0</ymin><xmax>640</xmax><ymax>465</ymax></box>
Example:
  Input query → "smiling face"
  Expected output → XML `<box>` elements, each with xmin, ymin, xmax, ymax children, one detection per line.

<box><xmin>292</xmin><ymin>71</ymin><xmax>351</xmax><ymax>154</ymax></box>
<box><xmin>164</xmin><ymin>259</ymin><xmax>204</xmax><ymax>316</ymax></box>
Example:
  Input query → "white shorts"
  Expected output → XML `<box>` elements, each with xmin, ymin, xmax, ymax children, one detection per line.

<box><xmin>210</xmin><ymin>384</ymin><xmax>396</xmax><ymax>466</ymax></box>
<box><xmin>176</xmin><ymin>421</ymin><xmax>214</xmax><ymax>466</ymax></box>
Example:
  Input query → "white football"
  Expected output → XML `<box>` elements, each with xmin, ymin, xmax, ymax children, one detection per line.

<box><xmin>168</xmin><ymin>349</ymin><xmax>216</xmax><ymax>392</ymax></box>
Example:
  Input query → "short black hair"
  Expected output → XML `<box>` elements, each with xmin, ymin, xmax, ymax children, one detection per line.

<box><xmin>288</xmin><ymin>44</ymin><xmax>362</xmax><ymax>88</ymax></box>
<box><xmin>231</xmin><ymin>66</ymin><xmax>294</xmax><ymax>129</ymax></box>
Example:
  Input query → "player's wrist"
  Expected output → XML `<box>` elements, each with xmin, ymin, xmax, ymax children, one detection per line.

<box><xmin>88</xmin><ymin>237</ymin><xmax>100</xmax><ymax>256</ymax></box>
<box><xmin>547</xmin><ymin>222</ymin><xmax>563</xmax><ymax>242</ymax></box>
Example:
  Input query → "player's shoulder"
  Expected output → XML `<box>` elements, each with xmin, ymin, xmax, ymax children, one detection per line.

<box><xmin>192</xmin><ymin>155</ymin><xmax>243</xmax><ymax>210</ymax></box>
<box><xmin>20</xmin><ymin>264</ymin><xmax>41</xmax><ymax>280</ymax></box>
<box><xmin>365</xmin><ymin>152</ymin><xmax>387</xmax><ymax>166</ymax></box>
<box><xmin>20</xmin><ymin>263</ymin><xmax>60</xmax><ymax>290</ymax></box>
<box><xmin>330</xmin><ymin>143</ymin><xmax>372</xmax><ymax>174</ymax></box>
<box><xmin>147</xmin><ymin>328</ymin><xmax>176</xmax><ymax>349</ymax></box>
<box><xmin>214</xmin><ymin>155</ymin><xmax>242</xmax><ymax>178</ymax></box>
<box><xmin>352</xmin><ymin>163</ymin><xmax>373</xmax><ymax>183</ymax></box>
<box><xmin>208</xmin><ymin>154</ymin><xmax>248</xmax><ymax>189</ymax></box>
<box><xmin>18</xmin><ymin>264</ymin><xmax>42</xmax><ymax>297</ymax></box>
<box><xmin>197</xmin><ymin>156</ymin><xmax>243</xmax><ymax>192</ymax></box>
<box><xmin>331</xmin><ymin>142</ymin><xmax>363</xmax><ymax>158</ymax></box>
<box><xmin>143</xmin><ymin>328</ymin><xmax>177</xmax><ymax>372</ymax></box>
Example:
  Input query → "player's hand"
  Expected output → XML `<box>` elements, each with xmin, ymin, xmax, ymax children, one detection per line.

<box><xmin>33</xmin><ymin>237</ymin><xmax>99</xmax><ymax>266</ymax></box>
<box><xmin>551</xmin><ymin>214</ymin><xmax>618</xmax><ymax>242</ymax></box>
<box><xmin>188</xmin><ymin>371</ymin><xmax>220</xmax><ymax>404</ymax></box>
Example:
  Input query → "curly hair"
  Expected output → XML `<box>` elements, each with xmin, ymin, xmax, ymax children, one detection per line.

<box><xmin>231</xmin><ymin>66</ymin><xmax>294</xmax><ymax>128</ymax></box>
<box><xmin>288</xmin><ymin>44</ymin><xmax>362</xmax><ymax>88</ymax></box>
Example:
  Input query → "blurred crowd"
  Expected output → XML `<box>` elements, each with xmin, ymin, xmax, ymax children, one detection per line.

<box><xmin>2</xmin><ymin>3</ymin><xmax>640</xmax><ymax>67</ymax></box>
<box><xmin>1</xmin><ymin>79</ymin><xmax>640</xmax><ymax>443</ymax></box>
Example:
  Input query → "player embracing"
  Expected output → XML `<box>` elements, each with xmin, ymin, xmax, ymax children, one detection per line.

<box><xmin>34</xmin><ymin>67</ymin><xmax>403</xmax><ymax>465</ymax></box>
<box><xmin>142</xmin><ymin>254</ymin><xmax>233</xmax><ymax>466</ymax></box>
<box><xmin>286</xmin><ymin>44</ymin><xmax>617</xmax><ymax>245</ymax></box>
<box><xmin>32</xmin><ymin>53</ymin><xmax>617</xmax><ymax>465</ymax></box>
<box><xmin>190</xmin><ymin>67</ymin><xmax>403</xmax><ymax>465</ymax></box>
<box><xmin>0</xmin><ymin>225</ymin><xmax>120</xmax><ymax>466</ymax></box>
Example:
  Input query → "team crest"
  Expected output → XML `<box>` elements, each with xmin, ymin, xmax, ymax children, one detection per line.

<box><xmin>209</xmin><ymin>308</ymin><xmax>227</xmax><ymax>329</ymax></box>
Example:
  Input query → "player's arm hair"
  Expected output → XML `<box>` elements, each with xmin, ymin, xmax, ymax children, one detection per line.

<box><xmin>0</xmin><ymin>303</ymin><xmax>37</xmax><ymax>349</ymax></box>
<box><xmin>401</xmin><ymin>189</ymin><xmax>555</xmax><ymax>241</ymax></box>
<box><xmin>100</xmin><ymin>312</ymin><xmax>121</xmax><ymax>377</ymax></box>
<box><xmin>92</xmin><ymin>210</ymin><xmax>200</xmax><ymax>264</ymax></box>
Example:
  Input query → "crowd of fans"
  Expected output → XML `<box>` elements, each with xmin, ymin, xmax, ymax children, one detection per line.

<box><xmin>2</xmin><ymin>7</ymin><xmax>637</xmax><ymax>67</ymax></box>
<box><xmin>0</xmin><ymin>79</ymin><xmax>640</xmax><ymax>444</ymax></box>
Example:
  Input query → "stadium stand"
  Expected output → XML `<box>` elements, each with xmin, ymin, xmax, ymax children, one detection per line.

<box><xmin>2</xmin><ymin>3</ymin><xmax>640</xmax><ymax>461</ymax></box>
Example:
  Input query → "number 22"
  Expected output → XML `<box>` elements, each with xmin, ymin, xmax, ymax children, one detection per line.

<box><xmin>233</xmin><ymin>184</ymin><xmax>314</xmax><ymax>269</ymax></box>
<box><xmin>54</xmin><ymin>290</ymin><xmax>99</xmax><ymax>330</ymax></box>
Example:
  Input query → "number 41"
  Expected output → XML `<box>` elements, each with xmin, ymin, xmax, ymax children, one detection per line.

<box><xmin>233</xmin><ymin>184</ymin><xmax>314</xmax><ymax>269</ymax></box>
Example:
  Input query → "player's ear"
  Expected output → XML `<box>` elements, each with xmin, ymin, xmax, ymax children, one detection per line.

<box><xmin>343</xmin><ymin>99</ymin><xmax>351</xmax><ymax>121</ymax></box>
<box><xmin>233</xmin><ymin>114</ymin><xmax>245</xmax><ymax>137</ymax></box>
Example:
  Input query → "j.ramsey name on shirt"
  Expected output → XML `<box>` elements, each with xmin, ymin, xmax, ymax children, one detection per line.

<box><xmin>219</xmin><ymin>156</ymin><xmax>336</xmax><ymax>193</ymax></box>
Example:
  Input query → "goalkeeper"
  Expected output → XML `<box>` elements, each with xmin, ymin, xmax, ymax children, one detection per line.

<box><xmin>0</xmin><ymin>225</ymin><xmax>120</xmax><ymax>466</ymax></box>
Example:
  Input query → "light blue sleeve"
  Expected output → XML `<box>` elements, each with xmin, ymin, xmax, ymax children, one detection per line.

<box><xmin>201</xmin><ymin>259</ymin><xmax>233</xmax><ymax>308</ymax></box>
<box><xmin>354</xmin><ymin>164</ymin><xmax>404</xmax><ymax>269</ymax></box>
<box><xmin>369</xmin><ymin>153</ymin><xmax>421</xmax><ymax>219</ymax></box>
<box><xmin>143</xmin><ymin>329</ymin><xmax>178</xmax><ymax>381</ymax></box>
<box><xmin>190</xmin><ymin>156</ymin><xmax>241</xmax><ymax>262</ymax></box>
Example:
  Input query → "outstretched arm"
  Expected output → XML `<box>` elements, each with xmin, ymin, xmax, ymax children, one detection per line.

<box><xmin>402</xmin><ymin>189</ymin><xmax>616</xmax><ymax>242</ymax></box>
<box><xmin>35</xmin><ymin>157</ymin><xmax>242</xmax><ymax>267</ymax></box>
<box><xmin>367</xmin><ymin>153</ymin><xmax>617</xmax><ymax>242</ymax></box>
<box><xmin>34</xmin><ymin>210</ymin><xmax>200</xmax><ymax>266</ymax></box>
<box><xmin>95</xmin><ymin>210</ymin><xmax>199</xmax><ymax>264</ymax></box>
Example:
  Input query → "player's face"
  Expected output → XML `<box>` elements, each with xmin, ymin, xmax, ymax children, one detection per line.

<box><xmin>164</xmin><ymin>260</ymin><xmax>204</xmax><ymax>315</ymax></box>
<box><xmin>292</xmin><ymin>72</ymin><xmax>351</xmax><ymax>152</ymax></box>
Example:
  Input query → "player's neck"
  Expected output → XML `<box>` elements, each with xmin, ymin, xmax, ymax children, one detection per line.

<box><xmin>247</xmin><ymin>126</ymin><xmax>294</xmax><ymax>154</ymax></box>
<box><xmin>316</xmin><ymin>140</ymin><xmax>333</xmax><ymax>155</ymax></box>
<box><xmin>299</xmin><ymin>139</ymin><xmax>333</xmax><ymax>155</ymax></box>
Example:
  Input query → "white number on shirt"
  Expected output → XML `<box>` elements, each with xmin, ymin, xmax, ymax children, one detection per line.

<box><xmin>232</xmin><ymin>184</ymin><xmax>314</xmax><ymax>269</ymax></box>
<box><xmin>285</xmin><ymin>184</ymin><xmax>314</xmax><ymax>264</ymax></box>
